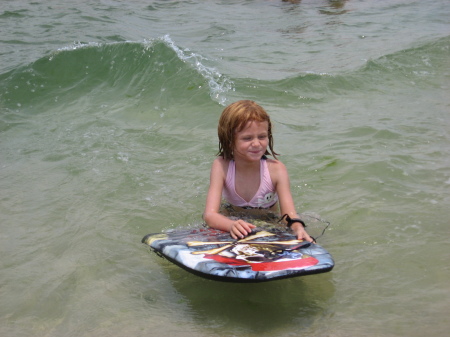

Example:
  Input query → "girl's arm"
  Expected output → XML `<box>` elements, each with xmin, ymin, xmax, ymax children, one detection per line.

<box><xmin>270</xmin><ymin>160</ymin><xmax>314</xmax><ymax>242</ymax></box>
<box><xmin>203</xmin><ymin>158</ymin><xmax>255</xmax><ymax>239</ymax></box>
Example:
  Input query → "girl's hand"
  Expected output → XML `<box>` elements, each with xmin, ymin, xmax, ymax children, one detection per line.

<box><xmin>291</xmin><ymin>223</ymin><xmax>315</xmax><ymax>243</ymax></box>
<box><xmin>230</xmin><ymin>220</ymin><xmax>256</xmax><ymax>239</ymax></box>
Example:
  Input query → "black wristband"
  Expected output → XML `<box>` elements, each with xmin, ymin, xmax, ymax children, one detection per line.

<box><xmin>278</xmin><ymin>214</ymin><xmax>306</xmax><ymax>228</ymax></box>
<box><xmin>287</xmin><ymin>218</ymin><xmax>306</xmax><ymax>228</ymax></box>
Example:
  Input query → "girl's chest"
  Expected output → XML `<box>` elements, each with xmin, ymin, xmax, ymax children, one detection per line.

<box><xmin>234</xmin><ymin>171</ymin><xmax>261</xmax><ymax>202</ymax></box>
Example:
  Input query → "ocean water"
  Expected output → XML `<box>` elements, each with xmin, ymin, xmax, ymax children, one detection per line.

<box><xmin>1</xmin><ymin>0</ymin><xmax>449</xmax><ymax>336</ymax></box>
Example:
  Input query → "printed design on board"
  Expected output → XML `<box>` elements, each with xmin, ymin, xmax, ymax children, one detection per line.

<box><xmin>186</xmin><ymin>230</ymin><xmax>318</xmax><ymax>272</ymax></box>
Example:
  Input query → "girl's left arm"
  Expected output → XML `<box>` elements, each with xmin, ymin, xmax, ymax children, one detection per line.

<box><xmin>271</xmin><ymin>160</ymin><xmax>314</xmax><ymax>242</ymax></box>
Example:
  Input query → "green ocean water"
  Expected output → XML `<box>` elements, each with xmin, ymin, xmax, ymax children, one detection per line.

<box><xmin>1</xmin><ymin>1</ymin><xmax>449</xmax><ymax>336</ymax></box>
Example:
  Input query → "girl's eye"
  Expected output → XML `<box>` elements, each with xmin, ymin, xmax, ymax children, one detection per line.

<box><xmin>259</xmin><ymin>135</ymin><xmax>267</xmax><ymax>140</ymax></box>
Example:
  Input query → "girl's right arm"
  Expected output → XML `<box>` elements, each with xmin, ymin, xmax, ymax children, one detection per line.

<box><xmin>203</xmin><ymin>158</ymin><xmax>255</xmax><ymax>239</ymax></box>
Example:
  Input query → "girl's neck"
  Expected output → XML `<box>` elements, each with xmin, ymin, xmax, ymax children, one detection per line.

<box><xmin>233</xmin><ymin>156</ymin><xmax>261</xmax><ymax>172</ymax></box>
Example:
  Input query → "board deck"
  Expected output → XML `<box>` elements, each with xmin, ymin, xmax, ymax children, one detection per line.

<box><xmin>142</xmin><ymin>226</ymin><xmax>334</xmax><ymax>283</ymax></box>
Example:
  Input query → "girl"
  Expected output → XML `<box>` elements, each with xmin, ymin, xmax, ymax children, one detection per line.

<box><xmin>203</xmin><ymin>100</ymin><xmax>314</xmax><ymax>242</ymax></box>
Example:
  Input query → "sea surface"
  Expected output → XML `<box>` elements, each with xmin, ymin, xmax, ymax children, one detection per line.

<box><xmin>1</xmin><ymin>1</ymin><xmax>449</xmax><ymax>336</ymax></box>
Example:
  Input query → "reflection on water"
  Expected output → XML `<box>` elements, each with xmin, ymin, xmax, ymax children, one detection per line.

<box><xmin>159</xmin><ymin>263</ymin><xmax>335</xmax><ymax>335</ymax></box>
<box><xmin>282</xmin><ymin>0</ymin><xmax>349</xmax><ymax>14</ymax></box>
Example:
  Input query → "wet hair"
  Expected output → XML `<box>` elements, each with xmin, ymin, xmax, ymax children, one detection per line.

<box><xmin>217</xmin><ymin>100</ymin><xmax>278</xmax><ymax>160</ymax></box>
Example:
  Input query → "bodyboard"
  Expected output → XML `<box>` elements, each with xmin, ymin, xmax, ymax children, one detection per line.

<box><xmin>142</xmin><ymin>226</ymin><xmax>334</xmax><ymax>283</ymax></box>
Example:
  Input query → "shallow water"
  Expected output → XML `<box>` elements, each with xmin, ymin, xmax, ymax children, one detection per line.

<box><xmin>1</xmin><ymin>1</ymin><xmax>449</xmax><ymax>336</ymax></box>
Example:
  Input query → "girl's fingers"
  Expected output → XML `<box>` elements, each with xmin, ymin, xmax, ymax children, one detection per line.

<box><xmin>302</xmin><ymin>233</ymin><xmax>314</xmax><ymax>243</ymax></box>
<box><xmin>293</xmin><ymin>226</ymin><xmax>314</xmax><ymax>243</ymax></box>
<box><xmin>231</xmin><ymin>220</ymin><xmax>256</xmax><ymax>239</ymax></box>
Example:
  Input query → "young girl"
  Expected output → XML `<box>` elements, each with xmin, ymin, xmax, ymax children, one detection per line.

<box><xmin>203</xmin><ymin>100</ymin><xmax>314</xmax><ymax>242</ymax></box>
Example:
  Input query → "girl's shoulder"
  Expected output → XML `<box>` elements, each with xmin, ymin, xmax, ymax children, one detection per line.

<box><xmin>266</xmin><ymin>157</ymin><xmax>287</xmax><ymax>171</ymax></box>
<box><xmin>266</xmin><ymin>158</ymin><xmax>289</xmax><ymax>181</ymax></box>
<box><xmin>212</xmin><ymin>156</ymin><xmax>230</xmax><ymax>166</ymax></box>
<box><xmin>211</xmin><ymin>156</ymin><xmax>231</xmax><ymax>176</ymax></box>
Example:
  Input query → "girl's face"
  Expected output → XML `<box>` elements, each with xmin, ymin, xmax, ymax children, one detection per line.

<box><xmin>233</xmin><ymin>120</ymin><xmax>269</xmax><ymax>162</ymax></box>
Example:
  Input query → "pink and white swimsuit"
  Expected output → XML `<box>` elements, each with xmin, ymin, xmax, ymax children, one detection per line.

<box><xmin>222</xmin><ymin>158</ymin><xmax>278</xmax><ymax>209</ymax></box>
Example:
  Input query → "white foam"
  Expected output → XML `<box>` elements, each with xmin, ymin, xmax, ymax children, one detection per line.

<box><xmin>158</xmin><ymin>35</ymin><xmax>234</xmax><ymax>105</ymax></box>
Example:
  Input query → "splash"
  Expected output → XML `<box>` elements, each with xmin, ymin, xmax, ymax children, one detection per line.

<box><xmin>156</xmin><ymin>35</ymin><xmax>234</xmax><ymax>105</ymax></box>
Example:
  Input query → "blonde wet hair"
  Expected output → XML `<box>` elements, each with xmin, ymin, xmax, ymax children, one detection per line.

<box><xmin>217</xmin><ymin>100</ymin><xmax>278</xmax><ymax>160</ymax></box>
